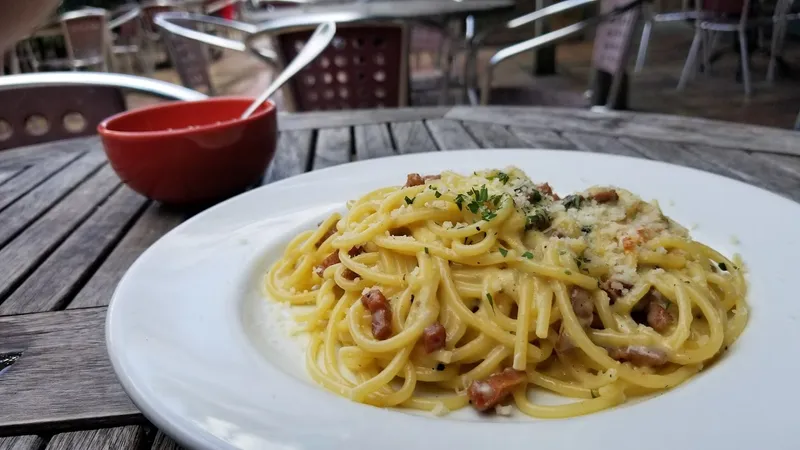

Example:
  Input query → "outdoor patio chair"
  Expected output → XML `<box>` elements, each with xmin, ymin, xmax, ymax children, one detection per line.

<box><xmin>0</xmin><ymin>72</ymin><xmax>206</xmax><ymax>151</ymax></box>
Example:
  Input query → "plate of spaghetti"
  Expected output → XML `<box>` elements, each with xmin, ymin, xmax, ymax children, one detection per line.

<box><xmin>107</xmin><ymin>149</ymin><xmax>800</xmax><ymax>450</ymax></box>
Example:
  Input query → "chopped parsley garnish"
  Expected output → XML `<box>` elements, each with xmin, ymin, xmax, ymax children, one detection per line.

<box><xmin>461</xmin><ymin>184</ymin><xmax>504</xmax><ymax>222</ymax></box>
<box><xmin>434</xmin><ymin>190</ymin><xmax>442</xmax><ymax>198</ymax></box>
<box><xmin>564</xmin><ymin>270</ymin><xmax>572</xmax><ymax>275</ymax></box>
<box><xmin>487</xmin><ymin>171</ymin><xmax>510</xmax><ymax>184</ymax></box>
<box><xmin>718</xmin><ymin>262</ymin><xmax>727</xmax><ymax>271</ymax></box>
<box><xmin>525</xmin><ymin>209</ymin><xmax>551</xmax><ymax>231</ymax></box>
<box><xmin>581</xmin><ymin>226</ymin><xmax>593</xmax><ymax>234</ymax></box>
<box><xmin>436</xmin><ymin>363</ymin><xmax>445</xmax><ymax>371</ymax></box>
<box><xmin>454</xmin><ymin>194</ymin><xmax>467</xmax><ymax>210</ymax></box>
<box><xmin>576</xmin><ymin>256</ymin><xmax>590</xmax><ymax>268</ymax></box>
<box><xmin>522</xmin><ymin>251</ymin><xmax>533</xmax><ymax>259</ymax></box>
<box><xmin>424</xmin><ymin>247</ymin><xmax>429</xmax><ymax>254</ymax></box>
<box><xmin>528</xmin><ymin>189</ymin><xmax>543</xmax><ymax>204</ymax></box>
<box><xmin>404</xmin><ymin>196</ymin><xmax>414</xmax><ymax>205</ymax></box>
<box><xmin>562</xmin><ymin>195</ymin><xmax>585</xmax><ymax>210</ymax></box>
<box><xmin>591</xmin><ymin>389</ymin><xmax>599</xmax><ymax>399</ymax></box>
<box><xmin>410</xmin><ymin>295</ymin><xmax>415</xmax><ymax>304</ymax></box>
<box><xmin>482</xmin><ymin>210</ymin><xmax>497</xmax><ymax>221</ymax></box>
<box><xmin>499</xmin><ymin>247</ymin><xmax>508</xmax><ymax>257</ymax></box>
<box><xmin>486</xmin><ymin>293</ymin><xmax>494</xmax><ymax>308</ymax></box>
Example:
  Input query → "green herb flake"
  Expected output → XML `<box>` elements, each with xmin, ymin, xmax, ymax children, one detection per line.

<box><xmin>581</xmin><ymin>226</ymin><xmax>593</xmax><ymax>234</ymax></box>
<box><xmin>404</xmin><ymin>196</ymin><xmax>414</xmax><ymax>205</ymax></box>
<box><xmin>564</xmin><ymin>270</ymin><xmax>572</xmax><ymax>275</ymax></box>
<box><xmin>454</xmin><ymin>194</ymin><xmax>467</xmax><ymax>210</ymax></box>
<box><xmin>486</xmin><ymin>293</ymin><xmax>494</xmax><ymax>308</ymax></box>
<box><xmin>434</xmin><ymin>191</ymin><xmax>442</xmax><ymax>198</ymax></box>
<box><xmin>499</xmin><ymin>248</ymin><xmax>508</xmax><ymax>257</ymax></box>
<box><xmin>591</xmin><ymin>389</ymin><xmax>600</xmax><ymax>399</ymax></box>
<box><xmin>482</xmin><ymin>211</ymin><xmax>497</xmax><ymax>221</ymax></box>
<box><xmin>718</xmin><ymin>262</ymin><xmax>727</xmax><ymax>271</ymax></box>
<box><xmin>436</xmin><ymin>363</ymin><xmax>445</xmax><ymax>371</ymax></box>
<box><xmin>424</xmin><ymin>247</ymin><xmax>429</xmax><ymax>254</ymax></box>
<box><xmin>522</xmin><ymin>251</ymin><xmax>534</xmax><ymax>259</ymax></box>
<box><xmin>528</xmin><ymin>190</ymin><xmax>543</xmax><ymax>204</ymax></box>
<box><xmin>525</xmin><ymin>209</ymin><xmax>551</xmax><ymax>231</ymax></box>
<box><xmin>562</xmin><ymin>195</ymin><xmax>585</xmax><ymax>210</ymax></box>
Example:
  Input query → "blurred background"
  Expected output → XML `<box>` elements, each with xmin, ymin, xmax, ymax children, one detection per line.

<box><xmin>2</xmin><ymin>0</ymin><xmax>799</xmax><ymax>128</ymax></box>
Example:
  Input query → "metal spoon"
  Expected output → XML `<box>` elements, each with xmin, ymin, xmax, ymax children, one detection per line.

<box><xmin>241</xmin><ymin>21</ymin><xmax>337</xmax><ymax>119</ymax></box>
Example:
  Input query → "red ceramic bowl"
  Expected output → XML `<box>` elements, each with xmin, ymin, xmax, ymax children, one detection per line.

<box><xmin>98</xmin><ymin>97</ymin><xmax>277</xmax><ymax>205</ymax></box>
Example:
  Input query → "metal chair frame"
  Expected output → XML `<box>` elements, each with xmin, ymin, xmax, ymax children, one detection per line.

<box><xmin>38</xmin><ymin>8</ymin><xmax>112</xmax><ymax>72</ymax></box>
<box><xmin>0</xmin><ymin>71</ymin><xmax>207</xmax><ymax>100</ymax></box>
<box><xmin>635</xmin><ymin>0</ymin><xmax>702</xmax><ymax>72</ymax></box>
<box><xmin>465</xmin><ymin>0</ymin><xmax>646</xmax><ymax>107</ymax></box>
<box><xmin>108</xmin><ymin>5</ymin><xmax>146</xmax><ymax>73</ymax></box>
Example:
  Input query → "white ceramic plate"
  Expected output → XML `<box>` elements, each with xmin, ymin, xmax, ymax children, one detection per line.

<box><xmin>107</xmin><ymin>149</ymin><xmax>800</xmax><ymax>450</ymax></box>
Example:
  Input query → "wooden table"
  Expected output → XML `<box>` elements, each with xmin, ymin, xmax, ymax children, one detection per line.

<box><xmin>0</xmin><ymin>106</ymin><xmax>799</xmax><ymax>449</ymax></box>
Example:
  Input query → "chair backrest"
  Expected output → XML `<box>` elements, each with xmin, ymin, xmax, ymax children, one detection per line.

<box><xmin>274</xmin><ymin>23</ymin><xmax>409</xmax><ymax>111</ymax></box>
<box><xmin>0</xmin><ymin>85</ymin><xmax>125</xmax><ymax>151</ymax></box>
<box><xmin>142</xmin><ymin>2</ymin><xmax>178</xmax><ymax>34</ymax></box>
<box><xmin>60</xmin><ymin>8</ymin><xmax>110</xmax><ymax>68</ymax></box>
<box><xmin>592</xmin><ymin>0</ymin><xmax>642</xmax><ymax>76</ymax></box>
<box><xmin>160</xmin><ymin>19</ymin><xmax>215</xmax><ymax>94</ymax></box>
<box><xmin>794</xmin><ymin>109</ymin><xmax>799</xmax><ymax>131</ymax></box>
<box><xmin>110</xmin><ymin>5</ymin><xmax>144</xmax><ymax>47</ymax></box>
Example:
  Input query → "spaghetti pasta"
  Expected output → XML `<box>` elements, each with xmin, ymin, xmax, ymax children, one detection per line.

<box><xmin>264</xmin><ymin>167</ymin><xmax>748</xmax><ymax>418</ymax></box>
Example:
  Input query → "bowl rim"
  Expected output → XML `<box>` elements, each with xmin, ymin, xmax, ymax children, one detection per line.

<box><xmin>97</xmin><ymin>96</ymin><xmax>276</xmax><ymax>140</ymax></box>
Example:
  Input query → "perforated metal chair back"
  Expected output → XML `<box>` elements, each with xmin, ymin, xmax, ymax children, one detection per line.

<box><xmin>0</xmin><ymin>86</ymin><xmax>125</xmax><ymax>150</ymax></box>
<box><xmin>275</xmin><ymin>23</ymin><xmax>409</xmax><ymax>111</ymax></box>
<box><xmin>159</xmin><ymin>18</ymin><xmax>215</xmax><ymax>94</ymax></box>
<box><xmin>60</xmin><ymin>8</ymin><xmax>111</xmax><ymax>70</ymax></box>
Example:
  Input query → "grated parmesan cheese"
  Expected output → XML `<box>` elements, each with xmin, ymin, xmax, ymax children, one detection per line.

<box><xmin>431</xmin><ymin>402</ymin><xmax>450</xmax><ymax>416</ymax></box>
<box><xmin>495</xmin><ymin>404</ymin><xmax>513</xmax><ymax>416</ymax></box>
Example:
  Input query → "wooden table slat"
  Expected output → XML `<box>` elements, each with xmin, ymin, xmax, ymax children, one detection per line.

<box><xmin>313</xmin><ymin>127</ymin><xmax>352</xmax><ymax>170</ymax></box>
<box><xmin>0</xmin><ymin>307</ymin><xmax>138</xmax><ymax>434</ymax></box>
<box><xmin>460</xmin><ymin>122</ymin><xmax>529</xmax><ymax>149</ymax></box>
<box><xmin>46</xmin><ymin>426</ymin><xmax>144</xmax><ymax>450</ymax></box>
<box><xmin>264</xmin><ymin>130</ymin><xmax>314</xmax><ymax>184</ymax></box>
<box><xmin>445</xmin><ymin>106</ymin><xmax>800</xmax><ymax>156</ymax></box>
<box><xmin>508</xmin><ymin>127</ymin><xmax>578</xmax><ymax>150</ymax></box>
<box><xmin>685</xmin><ymin>144</ymin><xmax>800</xmax><ymax>202</ymax></box>
<box><xmin>0</xmin><ymin>168</ymin><xmax>24</xmax><ymax>187</ymax></box>
<box><xmin>389</xmin><ymin>121</ymin><xmax>438</xmax><ymax>154</ymax></box>
<box><xmin>355</xmin><ymin>124</ymin><xmax>396</xmax><ymax>160</ymax></box>
<box><xmin>0</xmin><ymin>165</ymin><xmax>121</xmax><ymax>302</ymax></box>
<box><xmin>0</xmin><ymin>152</ymin><xmax>84</xmax><ymax>214</ymax></box>
<box><xmin>151</xmin><ymin>431</ymin><xmax>182</xmax><ymax>450</ymax></box>
<box><xmin>0</xmin><ymin>152</ymin><xmax>107</xmax><ymax>250</ymax></box>
<box><xmin>560</xmin><ymin>132</ymin><xmax>644</xmax><ymax>158</ymax></box>
<box><xmin>424</xmin><ymin>119</ymin><xmax>480</xmax><ymax>150</ymax></box>
<box><xmin>67</xmin><ymin>203</ymin><xmax>184</xmax><ymax>309</ymax></box>
<box><xmin>0</xmin><ymin>186</ymin><xmax>147</xmax><ymax>315</ymax></box>
<box><xmin>0</xmin><ymin>138</ymin><xmax>88</xmax><ymax>169</ymax></box>
<box><xmin>279</xmin><ymin>107</ymin><xmax>449</xmax><ymax>131</ymax></box>
<box><xmin>0</xmin><ymin>435</ymin><xmax>44</xmax><ymax>450</ymax></box>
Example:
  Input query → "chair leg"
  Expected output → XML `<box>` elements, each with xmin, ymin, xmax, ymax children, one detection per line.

<box><xmin>701</xmin><ymin>30</ymin><xmax>710</xmax><ymax>76</ymax></box>
<box><xmin>767</xmin><ymin>13</ymin><xmax>788</xmax><ymax>83</ymax></box>
<box><xmin>634</xmin><ymin>20</ymin><xmax>653</xmax><ymax>73</ymax></box>
<box><xmin>737</xmin><ymin>29</ymin><xmax>751</xmax><ymax>96</ymax></box>
<box><xmin>678</xmin><ymin>28</ymin><xmax>702</xmax><ymax>90</ymax></box>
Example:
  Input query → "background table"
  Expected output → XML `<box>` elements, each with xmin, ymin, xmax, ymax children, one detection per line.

<box><xmin>0</xmin><ymin>106</ymin><xmax>799</xmax><ymax>449</ymax></box>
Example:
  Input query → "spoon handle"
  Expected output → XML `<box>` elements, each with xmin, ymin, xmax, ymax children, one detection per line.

<box><xmin>241</xmin><ymin>22</ymin><xmax>337</xmax><ymax>119</ymax></box>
